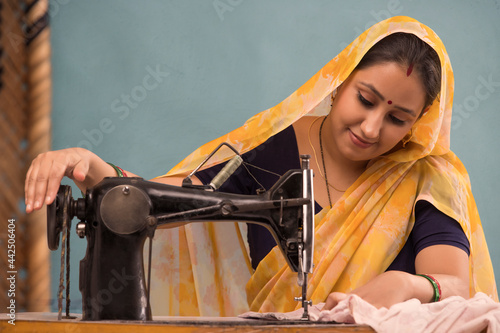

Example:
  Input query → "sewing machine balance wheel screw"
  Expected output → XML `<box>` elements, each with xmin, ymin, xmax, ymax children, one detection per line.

<box><xmin>76</xmin><ymin>222</ymin><xmax>86</xmax><ymax>238</ymax></box>
<box><xmin>146</xmin><ymin>216</ymin><xmax>157</xmax><ymax>227</ymax></box>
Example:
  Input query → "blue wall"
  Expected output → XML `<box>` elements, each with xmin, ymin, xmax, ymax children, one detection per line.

<box><xmin>48</xmin><ymin>0</ymin><xmax>500</xmax><ymax>312</ymax></box>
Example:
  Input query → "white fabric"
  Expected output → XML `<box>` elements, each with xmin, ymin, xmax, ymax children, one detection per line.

<box><xmin>240</xmin><ymin>292</ymin><xmax>500</xmax><ymax>333</ymax></box>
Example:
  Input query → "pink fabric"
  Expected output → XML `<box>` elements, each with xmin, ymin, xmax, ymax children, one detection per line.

<box><xmin>240</xmin><ymin>292</ymin><xmax>500</xmax><ymax>332</ymax></box>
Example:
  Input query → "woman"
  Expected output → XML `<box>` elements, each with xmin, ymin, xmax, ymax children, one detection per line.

<box><xmin>25</xmin><ymin>16</ymin><xmax>497</xmax><ymax>316</ymax></box>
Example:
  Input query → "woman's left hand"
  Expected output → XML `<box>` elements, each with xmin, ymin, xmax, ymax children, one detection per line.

<box><xmin>323</xmin><ymin>270</ymin><xmax>416</xmax><ymax>310</ymax></box>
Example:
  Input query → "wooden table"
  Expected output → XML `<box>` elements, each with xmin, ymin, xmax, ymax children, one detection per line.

<box><xmin>1</xmin><ymin>312</ymin><xmax>375</xmax><ymax>332</ymax></box>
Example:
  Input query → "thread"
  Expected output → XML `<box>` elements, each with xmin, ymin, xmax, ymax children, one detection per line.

<box><xmin>210</xmin><ymin>155</ymin><xmax>243</xmax><ymax>190</ymax></box>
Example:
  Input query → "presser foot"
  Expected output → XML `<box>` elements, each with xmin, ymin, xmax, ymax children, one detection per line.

<box><xmin>294</xmin><ymin>296</ymin><xmax>312</xmax><ymax>320</ymax></box>
<box><xmin>295</xmin><ymin>271</ymin><xmax>312</xmax><ymax>321</ymax></box>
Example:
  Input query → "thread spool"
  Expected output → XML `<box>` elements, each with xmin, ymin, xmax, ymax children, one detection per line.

<box><xmin>210</xmin><ymin>155</ymin><xmax>243</xmax><ymax>190</ymax></box>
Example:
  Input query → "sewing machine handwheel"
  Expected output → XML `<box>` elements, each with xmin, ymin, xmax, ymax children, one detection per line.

<box><xmin>47</xmin><ymin>185</ymin><xmax>73</xmax><ymax>251</ymax></box>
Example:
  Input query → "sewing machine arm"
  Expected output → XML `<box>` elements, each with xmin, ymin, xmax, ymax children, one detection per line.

<box><xmin>47</xmin><ymin>157</ymin><xmax>314</xmax><ymax>321</ymax></box>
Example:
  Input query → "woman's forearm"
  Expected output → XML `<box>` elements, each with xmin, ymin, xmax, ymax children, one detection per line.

<box><xmin>411</xmin><ymin>273</ymin><xmax>469</xmax><ymax>303</ymax></box>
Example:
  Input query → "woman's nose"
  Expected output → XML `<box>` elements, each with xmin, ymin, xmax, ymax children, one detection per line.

<box><xmin>360</xmin><ymin>112</ymin><xmax>383</xmax><ymax>141</ymax></box>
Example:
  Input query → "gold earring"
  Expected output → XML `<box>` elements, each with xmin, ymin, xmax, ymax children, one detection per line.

<box><xmin>402</xmin><ymin>128</ymin><xmax>413</xmax><ymax>148</ymax></box>
<box><xmin>330</xmin><ymin>89</ymin><xmax>337</xmax><ymax>107</ymax></box>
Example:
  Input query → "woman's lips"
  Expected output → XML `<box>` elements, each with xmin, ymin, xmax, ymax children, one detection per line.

<box><xmin>349</xmin><ymin>130</ymin><xmax>376</xmax><ymax>149</ymax></box>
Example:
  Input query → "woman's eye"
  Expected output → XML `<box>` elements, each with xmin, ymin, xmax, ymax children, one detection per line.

<box><xmin>357</xmin><ymin>91</ymin><xmax>374</xmax><ymax>107</ymax></box>
<box><xmin>389</xmin><ymin>114</ymin><xmax>405</xmax><ymax>125</ymax></box>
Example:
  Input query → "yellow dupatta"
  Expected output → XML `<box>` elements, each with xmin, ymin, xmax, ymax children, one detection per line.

<box><xmin>152</xmin><ymin>16</ymin><xmax>498</xmax><ymax>315</ymax></box>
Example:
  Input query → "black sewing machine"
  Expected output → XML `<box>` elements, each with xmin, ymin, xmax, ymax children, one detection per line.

<box><xmin>47</xmin><ymin>154</ymin><xmax>314</xmax><ymax>321</ymax></box>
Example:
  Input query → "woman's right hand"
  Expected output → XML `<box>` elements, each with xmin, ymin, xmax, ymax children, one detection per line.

<box><xmin>24</xmin><ymin>148</ymin><xmax>109</xmax><ymax>213</ymax></box>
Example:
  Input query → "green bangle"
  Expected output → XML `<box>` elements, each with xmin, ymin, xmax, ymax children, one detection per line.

<box><xmin>417</xmin><ymin>274</ymin><xmax>441</xmax><ymax>302</ymax></box>
<box><xmin>107</xmin><ymin>162</ymin><xmax>124</xmax><ymax>177</ymax></box>
<box><xmin>82</xmin><ymin>162</ymin><xmax>122</xmax><ymax>198</ymax></box>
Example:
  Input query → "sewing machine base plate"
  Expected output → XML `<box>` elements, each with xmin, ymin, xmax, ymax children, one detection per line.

<box><xmin>1</xmin><ymin>312</ymin><xmax>375</xmax><ymax>332</ymax></box>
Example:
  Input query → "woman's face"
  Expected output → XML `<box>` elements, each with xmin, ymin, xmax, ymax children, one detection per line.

<box><xmin>327</xmin><ymin>62</ymin><xmax>426</xmax><ymax>162</ymax></box>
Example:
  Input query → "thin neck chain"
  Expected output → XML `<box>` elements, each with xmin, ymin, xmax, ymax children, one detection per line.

<box><xmin>308</xmin><ymin>116</ymin><xmax>325</xmax><ymax>177</ymax></box>
<box><xmin>308</xmin><ymin>116</ymin><xmax>346</xmax><ymax>208</ymax></box>
<box><xmin>318</xmin><ymin>116</ymin><xmax>333</xmax><ymax>207</ymax></box>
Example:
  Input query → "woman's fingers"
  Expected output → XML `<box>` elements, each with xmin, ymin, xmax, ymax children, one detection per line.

<box><xmin>44</xmin><ymin>158</ymin><xmax>74</xmax><ymax>206</ymax></box>
<box><xmin>25</xmin><ymin>155</ymin><xmax>42</xmax><ymax>213</ymax></box>
<box><xmin>45</xmin><ymin>157</ymin><xmax>89</xmax><ymax>204</ymax></box>
<box><xmin>24</xmin><ymin>149</ymin><xmax>89</xmax><ymax>213</ymax></box>
<box><xmin>29</xmin><ymin>153</ymin><xmax>60</xmax><ymax>211</ymax></box>
<box><xmin>70</xmin><ymin>161</ymin><xmax>88</xmax><ymax>183</ymax></box>
<box><xmin>323</xmin><ymin>292</ymin><xmax>348</xmax><ymax>311</ymax></box>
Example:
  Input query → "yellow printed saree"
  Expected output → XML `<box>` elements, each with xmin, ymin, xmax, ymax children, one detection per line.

<box><xmin>151</xmin><ymin>16</ymin><xmax>498</xmax><ymax>315</ymax></box>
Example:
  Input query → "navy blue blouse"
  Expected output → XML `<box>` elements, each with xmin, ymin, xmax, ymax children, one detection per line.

<box><xmin>196</xmin><ymin>126</ymin><xmax>470</xmax><ymax>272</ymax></box>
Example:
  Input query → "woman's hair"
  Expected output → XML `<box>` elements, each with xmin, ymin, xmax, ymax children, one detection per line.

<box><xmin>355</xmin><ymin>32</ymin><xmax>441</xmax><ymax>110</ymax></box>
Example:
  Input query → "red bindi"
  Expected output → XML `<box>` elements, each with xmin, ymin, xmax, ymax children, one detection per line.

<box><xmin>387</xmin><ymin>100</ymin><xmax>392</xmax><ymax>105</ymax></box>
<box><xmin>406</xmin><ymin>63</ymin><xmax>414</xmax><ymax>77</ymax></box>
